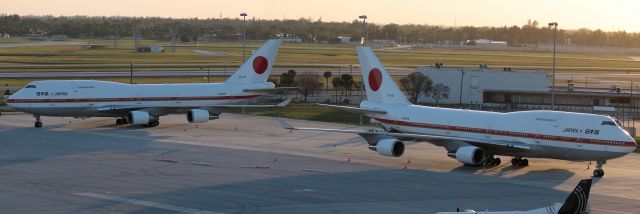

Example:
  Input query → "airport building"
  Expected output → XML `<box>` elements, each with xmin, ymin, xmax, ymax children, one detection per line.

<box><xmin>417</xmin><ymin>66</ymin><xmax>549</xmax><ymax>105</ymax></box>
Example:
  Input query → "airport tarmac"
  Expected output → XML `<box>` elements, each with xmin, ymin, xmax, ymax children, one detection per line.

<box><xmin>0</xmin><ymin>113</ymin><xmax>639</xmax><ymax>213</ymax></box>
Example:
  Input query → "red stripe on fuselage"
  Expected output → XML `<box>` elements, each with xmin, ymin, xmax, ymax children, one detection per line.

<box><xmin>374</xmin><ymin>117</ymin><xmax>636</xmax><ymax>148</ymax></box>
<box><xmin>6</xmin><ymin>95</ymin><xmax>261</xmax><ymax>103</ymax></box>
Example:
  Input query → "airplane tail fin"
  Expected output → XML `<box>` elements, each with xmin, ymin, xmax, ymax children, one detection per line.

<box><xmin>557</xmin><ymin>178</ymin><xmax>592</xmax><ymax>214</ymax></box>
<box><xmin>225</xmin><ymin>39</ymin><xmax>281</xmax><ymax>84</ymax></box>
<box><xmin>356</xmin><ymin>46</ymin><xmax>410</xmax><ymax>105</ymax></box>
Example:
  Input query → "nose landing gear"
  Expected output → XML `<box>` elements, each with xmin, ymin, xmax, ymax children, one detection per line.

<box><xmin>593</xmin><ymin>160</ymin><xmax>606</xmax><ymax>177</ymax></box>
<box><xmin>34</xmin><ymin>114</ymin><xmax>42</xmax><ymax>128</ymax></box>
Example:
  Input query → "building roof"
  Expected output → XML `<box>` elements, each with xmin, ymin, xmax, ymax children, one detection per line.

<box><xmin>485</xmin><ymin>89</ymin><xmax>635</xmax><ymax>97</ymax></box>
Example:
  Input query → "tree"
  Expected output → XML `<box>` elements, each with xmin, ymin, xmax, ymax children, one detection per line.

<box><xmin>431</xmin><ymin>83</ymin><xmax>450</xmax><ymax>105</ymax></box>
<box><xmin>268</xmin><ymin>77</ymin><xmax>279</xmax><ymax>86</ymax></box>
<box><xmin>399</xmin><ymin>72</ymin><xmax>433</xmax><ymax>104</ymax></box>
<box><xmin>323</xmin><ymin>71</ymin><xmax>332</xmax><ymax>93</ymax></box>
<box><xmin>279</xmin><ymin>69</ymin><xmax>297</xmax><ymax>87</ymax></box>
<box><xmin>296</xmin><ymin>75</ymin><xmax>323</xmax><ymax>102</ymax></box>
<box><xmin>331</xmin><ymin>77</ymin><xmax>343</xmax><ymax>103</ymax></box>
<box><xmin>340</xmin><ymin>74</ymin><xmax>354</xmax><ymax>96</ymax></box>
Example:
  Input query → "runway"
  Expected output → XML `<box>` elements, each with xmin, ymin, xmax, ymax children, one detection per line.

<box><xmin>0</xmin><ymin>113</ymin><xmax>638</xmax><ymax>213</ymax></box>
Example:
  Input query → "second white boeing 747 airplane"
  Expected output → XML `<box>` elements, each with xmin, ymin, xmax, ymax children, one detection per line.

<box><xmin>7</xmin><ymin>39</ymin><xmax>291</xmax><ymax>128</ymax></box>
<box><xmin>278</xmin><ymin>46</ymin><xmax>636</xmax><ymax>177</ymax></box>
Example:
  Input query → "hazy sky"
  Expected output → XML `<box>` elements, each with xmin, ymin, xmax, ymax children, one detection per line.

<box><xmin>3</xmin><ymin>0</ymin><xmax>640</xmax><ymax>32</ymax></box>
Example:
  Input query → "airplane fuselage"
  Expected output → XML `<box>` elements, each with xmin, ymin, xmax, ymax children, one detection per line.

<box><xmin>7</xmin><ymin>80</ymin><xmax>273</xmax><ymax>117</ymax></box>
<box><xmin>361</xmin><ymin>101</ymin><xmax>636</xmax><ymax>161</ymax></box>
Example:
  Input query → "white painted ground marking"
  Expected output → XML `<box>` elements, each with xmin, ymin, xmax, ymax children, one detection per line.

<box><xmin>73</xmin><ymin>192</ymin><xmax>223</xmax><ymax>214</ymax></box>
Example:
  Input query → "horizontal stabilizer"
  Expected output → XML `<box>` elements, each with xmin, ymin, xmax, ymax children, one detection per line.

<box><xmin>315</xmin><ymin>103</ymin><xmax>387</xmax><ymax>115</ymax></box>
<box><xmin>243</xmin><ymin>87</ymin><xmax>299</xmax><ymax>93</ymax></box>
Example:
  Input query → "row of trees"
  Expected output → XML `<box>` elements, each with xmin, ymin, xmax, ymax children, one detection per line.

<box><xmin>399</xmin><ymin>72</ymin><xmax>450</xmax><ymax>105</ymax></box>
<box><xmin>2</xmin><ymin>14</ymin><xmax>640</xmax><ymax>47</ymax></box>
<box><xmin>280</xmin><ymin>69</ymin><xmax>448</xmax><ymax>105</ymax></box>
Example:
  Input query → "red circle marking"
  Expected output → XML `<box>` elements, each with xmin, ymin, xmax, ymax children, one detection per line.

<box><xmin>368</xmin><ymin>68</ymin><xmax>383</xmax><ymax>91</ymax></box>
<box><xmin>252</xmin><ymin>56</ymin><xmax>268</xmax><ymax>74</ymax></box>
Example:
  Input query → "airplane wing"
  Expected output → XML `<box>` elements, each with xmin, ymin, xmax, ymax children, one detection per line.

<box><xmin>243</xmin><ymin>87</ymin><xmax>298</xmax><ymax>93</ymax></box>
<box><xmin>204</xmin><ymin>98</ymin><xmax>292</xmax><ymax>108</ymax></box>
<box><xmin>315</xmin><ymin>103</ymin><xmax>387</xmax><ymax>115</ymax></box>
<box><xmin>277</xmin><ymin>118</ymin><xmax>530</xmax><ymax>152</ymax></box>
<box><xmin>97</xmin><ymin>98</ymin><xmax>292</xmax><ymax>113</ymax></box>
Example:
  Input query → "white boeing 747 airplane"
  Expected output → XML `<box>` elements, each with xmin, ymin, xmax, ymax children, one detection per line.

<box><xmin>436</xmin><ymin>179</ymin><xmax>592</xmax><ymax>214</ymax></box>
<box><xmin>7</xmin><ymin>39</ymin><xmax>291</xmax><ymax>128</ymax></box>
<box><xmin>278</xmin><ymin>46</ymin><xmax>636</xmax><ymax>177</ymax></box>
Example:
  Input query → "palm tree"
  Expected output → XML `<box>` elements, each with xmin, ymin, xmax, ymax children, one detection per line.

<box><xmin>323</xmin><ymin>71</ymin><xmax>332</xmax><ymax>93</ymax></box>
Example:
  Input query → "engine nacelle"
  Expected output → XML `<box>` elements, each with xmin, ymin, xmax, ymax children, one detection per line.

<box><xmin>187</xmin><ymin>109</ymin><xmax>217</xmax><ymax>123</ymax></box>
<box><xmin>127</xmin><ymin>111</ymin><xmax>150</xmax><ymax>125</ymax></box>
<box><xmin>454</xmin><ymin>146</ymin><xmax>485</xmax><ymax>166</ymax></box>
<box><xmin>369</xmin><ymin>139</ymin><xmax>405</xmax><ymax>157</ymax></box>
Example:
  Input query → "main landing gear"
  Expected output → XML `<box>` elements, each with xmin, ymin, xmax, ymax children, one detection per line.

<box><xmin>144</xmin><ymin>120</ymin><xmax>160</xmax><ymax>127</ymax></box>
<box><xmin>593</xmin><ymin>160</ymin><xmax>605</xmax><ymax>177</ymax></box>
<box><xmin>511</xmin><ymin>157</ymin><xmax>529</xmax><ymax>166</ymax></box>
<box><xmin>34</xmin><ymin>114</ymin><xmax>43</xmax><ymax>128</ymax></box>
<box><xmin>484</xmin><ymin>157</ymin><xmax>501</xmax><ymax>166</ymax></box>
<box><xmin>115</xmin><ymin>118</ymin><xmax>128</xmax><ymax>125</ymax></box>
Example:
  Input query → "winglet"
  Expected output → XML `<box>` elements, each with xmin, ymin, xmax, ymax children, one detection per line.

<box><xmin>558</xmin><ymin>178</ymin><xmax>593</xmax><ymax>214</ymax></box>
<box><xmin>277</xmin><ymin>118</ymin><xmax>294</xmax><ymax>130</ymax></box>
<box><xmin>276</xmin><ymin>98</ymin><xmax>293</xmax><ymax>108</ymax></box>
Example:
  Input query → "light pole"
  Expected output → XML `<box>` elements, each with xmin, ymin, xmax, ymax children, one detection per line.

<box><xmin>549</xmin><ymin>22</ymin><xmax>558</xmax><ymax>110</ymax></box>
<box><xmin>240</xmin><ymin>12</ymin><xmax>248</xmax><ymax>62</ymax></box>
<box><xmin>358</xmin><ymin>15</ymin><xmax>368</xmax><ymax>45</ymax></box>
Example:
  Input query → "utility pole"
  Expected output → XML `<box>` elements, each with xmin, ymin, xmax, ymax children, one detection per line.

<box><xmin>130</xmin><ymin>62</ymin><xmax>133</xmax><ymax>84</ymax></box>
<box><xmin>113</xmin><ymin>19</ymin><xmax>118</xmax><ymax>53</ymax></box>
<box><xmin>171</xmin><ymin>27</ymin><xmax>178</xmax><ymax>53</ymax></box>
<box><xmin>548</xmin><ymin>22</ymin><xmax>558</xmax><ymax>110</ymax></box>
<box><xmin>240</xmin><ymin>12</ymin><xmax>248</xmax><ymax>62</ymax></box>
<box><xmin>358</xmin><ymin>15</ymin><xmax>368</xmax><ymax>45</ymax></box>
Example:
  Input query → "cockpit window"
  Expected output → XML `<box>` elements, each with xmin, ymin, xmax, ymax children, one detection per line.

<box><xmin>25</xmin><ymin>85</ymin><xmax>36</xmax><ymax>88</ymax></box>
<box><xmin>602</xmin><ymin>121</ymin><xmax>617</xmax><ymax>126</ymax></box>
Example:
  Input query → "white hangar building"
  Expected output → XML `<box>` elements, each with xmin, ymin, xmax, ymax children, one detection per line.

<box><xmin>417</xmin><ymin>66</ymin><xmax>549</xmax><ymax>105</ymax></box>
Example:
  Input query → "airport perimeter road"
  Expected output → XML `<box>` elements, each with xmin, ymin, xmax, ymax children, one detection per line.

<box><xmin>0</xmin><ymin>114</ymin><xmax>639</xmax><ymax>213</ymax></box>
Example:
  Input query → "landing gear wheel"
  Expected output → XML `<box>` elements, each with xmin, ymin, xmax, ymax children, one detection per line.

<box><xmin>593</xmin><ymin>160</ymin><xmax>606</xmax><ymax>177</ymax></box>
<box><xmin>593</xmin><ymin>169</ymin><xmax>604</xmax><ymax>177</ymax></box>
<box><xmin>34</xmin><ymin>114</ymin><xmax>42</xmax><ymax>128</ymax></box>
<box><xmin>145</xmin><ymin>120</ymin><xmax>159</xmax><ymax>127</ymax></box>
<box><xmin>116</xmin><ymin>118</ymin><xmax>127</xmax><ymax>125</ymax></box>
<box><xmin>511</xmin><ymin>158</ymin><xmax>529</xmax><ymax>166</ymax></box>
<box><xmin>483</xmin><ymin>157</ymin><xmax>501</xmax><ymax>166</ymax></box>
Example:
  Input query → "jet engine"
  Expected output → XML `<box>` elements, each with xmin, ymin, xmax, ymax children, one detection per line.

<box><xmin>187</xmin><ymin>109</ymin><xmax>218</xmax><ymax>123</ymax></box>
<box><xmin>368</xmin><ymin>139</ymin><xmax>405</xmax><ymax>157</ymax></box>
<box><xmin>454</xmin><ymin>146</ymin><xmax>485</xmax><ymax>166</ymax></box>
<box><xmin>127</xmin><ymin>111</ymin><xmax>151</xmax><ymax>125</ymax></box>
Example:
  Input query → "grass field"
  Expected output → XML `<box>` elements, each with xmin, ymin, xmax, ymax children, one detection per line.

<box><xmin>2</xmin><ymin>38</ymin><xmax>640</xmax><ymax>73</ymax></box>
<box><xmin>226</xmin><ymin>103</ymin><xmax>369</xmax><ymax>126</ymax></box>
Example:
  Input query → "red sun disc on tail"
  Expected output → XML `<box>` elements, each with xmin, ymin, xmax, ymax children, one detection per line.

<box><xmin>368</xmin><ymin>68</ymin><xmax>383</xmax><ymax>91</ymax></box>
<box><xmin>252</xmin><ymin>56</ymin><xmax>268</xmax><ymax>74</ymax></box>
